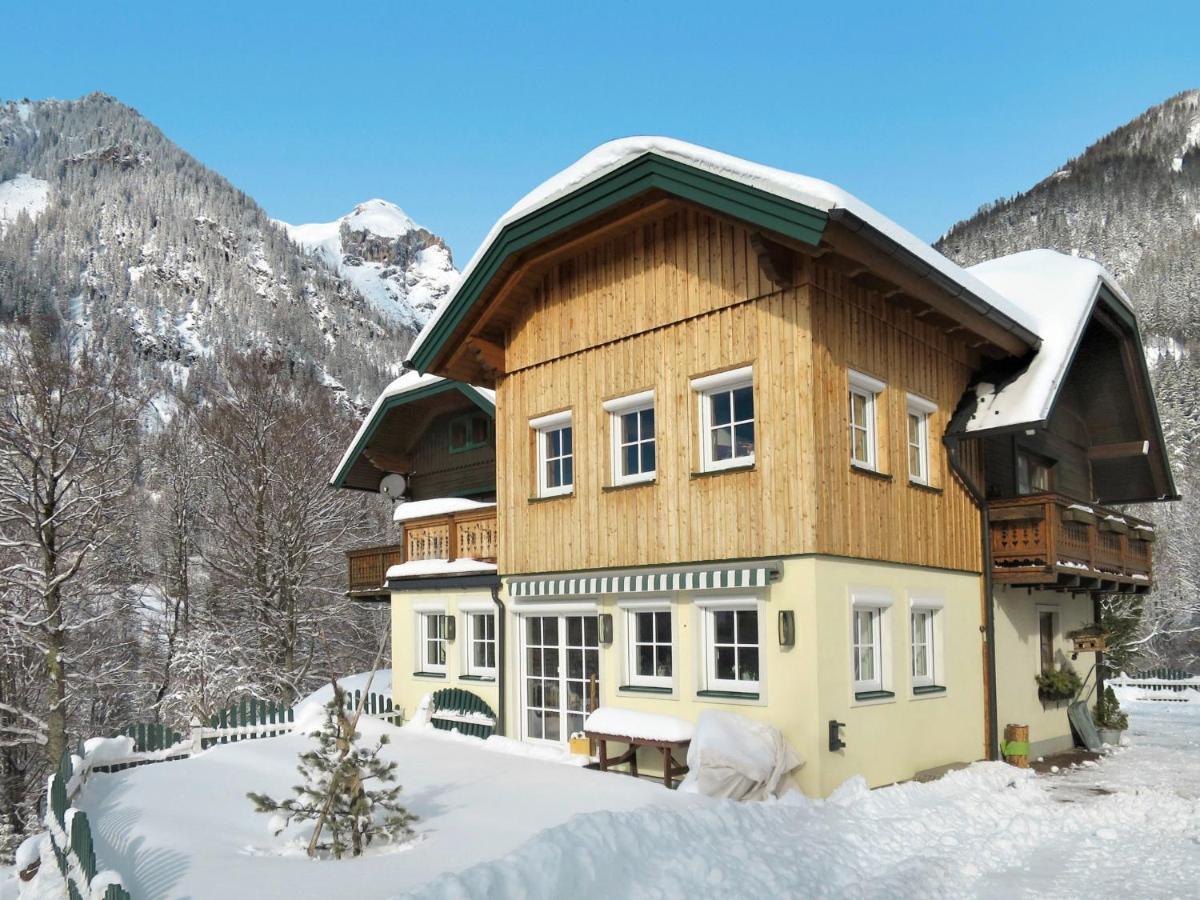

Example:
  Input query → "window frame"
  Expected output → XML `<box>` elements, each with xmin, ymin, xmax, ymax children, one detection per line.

<box><xmin>1017</xmin><ymin>449</ymin><xmax>1054</xmax><ymax>496</ymax></box>
<box><xmin>850</xmin><ymin>589</ymin><xmax>894</xmax><ymax>702</ymax></box>
<box><xmin>1037</xmin><ymin>606</ymin><xmax>1059</xmax><ymax>674</ymax></box>
<box><xmin>692</xmin><ymin>366</ymin><xmax>756</xmax><ymax>473</ymax></box>
<box><xmin>415</xmin><ymin>609</ymin><xmax>449</xmax><ymax>675</ymax></box>
<box><xmin>531</xmin><ymin>410</ymin><xmax>574</xmax><ymax>498</ymax></box>
<box><xmin>463</xmin><ymin>609</ymin><xmax>497</xmax><ymax>679</ymax></box>
<box><xmin>619</xmin><ymin>599</ymin><xmax>674</xmax><ymax>690</ymax></box>
<box><xmin>604</xmin><ymin>391</ymin><xmax>657</xmax><ymax>486</ymax></box>
<box><xmin>696</xmin><ymin>596</ymin><xmax>762</xmax><ymax>696</ymax></box>
<box><xmin>906</xmin><ymin>394</ymin><xmax>936</xmax><ymax>485</ymax></box>
<box><xmin>448</xmin><ymin>411</ymin><xmax>491</xmax><ymax>455</ymax></box>
<box><xmin>849</xmin><ymin>370</ymin><xmax>885</xmax><ymax>472</ymax></box>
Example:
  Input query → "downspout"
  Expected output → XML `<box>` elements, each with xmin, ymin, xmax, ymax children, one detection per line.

<box><xmin>491</xmin><ymin>581</ymin><xmax>506</xmax><ymax>737</ymax></box>
<box><xmin>944</xmin><ymin>431</ymin><xmax>1000</xmax><ymax>762</ymax></box>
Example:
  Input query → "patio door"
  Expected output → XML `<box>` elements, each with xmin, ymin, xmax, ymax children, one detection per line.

<box><xmin>523</xmin><ymin>614</ymin><xmax>600</xmax><ymax>743</ymax></box>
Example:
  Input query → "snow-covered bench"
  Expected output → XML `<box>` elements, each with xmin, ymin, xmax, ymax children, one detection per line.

<box><xmin>583</xmin><ymin>707</ymin><xmax>694</xmax><ymax>789</ymax></box>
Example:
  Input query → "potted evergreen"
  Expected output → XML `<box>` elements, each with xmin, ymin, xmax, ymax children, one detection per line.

<box><xmin>1093</xmin><ymin>686</ymin><xmax>1129</xmax><ymax>746</ymax></box>
<box><xmin>1035</xmin><ymin>665</ymin><xmax>1083</xmax><ymax>703</ymax></box>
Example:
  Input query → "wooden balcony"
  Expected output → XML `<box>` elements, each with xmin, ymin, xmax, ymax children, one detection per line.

<box><xmin>989</xmin><ymin>493</ymin><xmax>1154</xmax><ymax>593</ymax></box>
<box><xmin>346</xmin><ymin>508</ymin><xmax>498</xmax><ymax>596</ymax></box>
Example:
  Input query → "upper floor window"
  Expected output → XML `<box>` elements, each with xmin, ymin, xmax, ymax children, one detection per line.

<box><xmin>530</xmin><ymin>411</ymin><xmax>573</xmax><ymax>498</ymax></box>
<box><xmin>449</xmin><ymin>411</ymin><xmax>490</xmax><ymax>453</ymax></box>
<box><xmin>1017</xmin><ymin>450</ymin><xmax>1053</xmax><ymax>495</ymax></box>
<box><xmin>691</xmin><ymin>366</ymin><xmax>755</xmax><ymax>472</ymax></box>
<box><xmin>906</xmin><ymin>395</ymin><xmax>936</xmax><ymax>485</ymax></box>
<box><xmin>603</xmin><ymin>391</ymin><xmax>656</xmax><ymax>485</ymax></box>
<box><xmin>849</xmin><ymin>370</ymin><xmax>885</xmax><ymax>471</ymax></box>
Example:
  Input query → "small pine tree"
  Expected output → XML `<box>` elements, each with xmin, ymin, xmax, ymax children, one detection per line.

<box><xmin>1093</xmin><ymin>685</ymin><xmax>1129</xmax><ymax>731</ymax></box>
<box><xmin>247</xmin><ymin>685</ymin><xmax>416</xmax><ymax>858</ymax></box>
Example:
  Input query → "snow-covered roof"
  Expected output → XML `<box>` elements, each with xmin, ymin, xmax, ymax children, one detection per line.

<box><xmin>408</xmin><ymin>136</ymin><xmax>1041</xmax><ymax>364</ymax></box>
<box><xmin>385</xmin><ymin>558</ymin><xmax>498</xmax><ymax>580</ymax></box>
<box><xmin>330</xmin><ymin>371</ymin><xmax>495</xmax><ymax>488</ymax></box>
<box><xmin>960</xmin><ymin>250</ymin><xmax>1131</xmax><ymax>434</ymax></box>
<box><xmin>394</xmin><ymin>497</ymin><xmax>495</xmax><ymax>523</ymax></box>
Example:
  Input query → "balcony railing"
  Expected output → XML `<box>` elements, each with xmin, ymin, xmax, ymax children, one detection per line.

<box><xmin>989</xmin><ymin>493</ymin><xmax>1154</xmax><ymax>593</ymax></box>
<box><xmin>346</xmin><ymin>508</ymin><xmax>498</xmax><ymax>595</ymax></box>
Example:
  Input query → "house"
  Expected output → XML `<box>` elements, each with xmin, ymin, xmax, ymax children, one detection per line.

<box><xmin>332</xmin><ymin>138</ymin><xmax>1174</xmax><ymax>795</ymax></box>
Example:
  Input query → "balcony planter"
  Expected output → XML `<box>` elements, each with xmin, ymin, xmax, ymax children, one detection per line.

<box><xmin>1036</xmin><ymin>665</ymin><xmax>1083</xmax><ymax>703</ymax></box>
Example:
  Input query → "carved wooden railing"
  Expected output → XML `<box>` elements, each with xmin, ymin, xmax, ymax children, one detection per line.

<box><xmin>347</xmin><ymin>508</ymin><xmax>497</xmax><ymax>593</ymax></box>
<box><xmin>989</xmin><ymin>493</ymin><xmax>1154</xmax><ymax>592</ymax></box>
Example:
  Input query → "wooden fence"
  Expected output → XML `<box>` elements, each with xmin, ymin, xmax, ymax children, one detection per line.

<box><xmin>1110</xmin><ymin>669</ymin><xmax>1200</xmax><ymax>701</ymax></box>
<box><xmin>46</xmin><ymin>750</ymin><xmax>132</xmax><ymax>900</ymax></box>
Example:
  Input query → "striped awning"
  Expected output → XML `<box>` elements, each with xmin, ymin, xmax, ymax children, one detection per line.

<box><xmin>508</xmin><ymin>563</ymin><xmax>779</xmax><ymax>599</ymax></box>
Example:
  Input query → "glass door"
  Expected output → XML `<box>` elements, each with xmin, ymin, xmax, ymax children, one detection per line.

<box><xmin>523</xmin><ymin>614</ymin><xmax>599</xmax><ymax>743</ymax></box>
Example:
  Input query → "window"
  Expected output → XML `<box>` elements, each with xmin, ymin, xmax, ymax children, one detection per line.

<box><xmin>692</xmin><ymin>366</ymin><xmax>755</xmax><ymax>472</ymax></box>
<box><xmin>531</xmin><ymin>411</ymin><xmax>573</xmax><ymax>497</ymax></box>
<box><xmin>624</xmin><ymin>605</ymin><xmax>672</xmax><ymax>689</ymax></box>
<box><xmin>849</xmin><ymin>371</ymin><xmax>885</xmax><ymax>470</ymax></box>
<box><xmin>449</xmin><ymin>411</ymin><xmax>490</xmax><ymax>453</ymax></box>
<box><xmin>418</xmin><ymin>612</ymin><xmax>449</xmax><ymax>674</ymax></box>
<box><xmin>1017</xmin><ymin>450</ymin><xmax>1053</xmax><ymax>495</ymax></box>
<box><xmin>604</xmin><ymin>392</ymin><xmax>656</xmax><ymax>485</ymax></box>
<box><xmin>700</xmin><ymin>601</ymin><xmax>760</xmax><ymax>694</ymax></box>
<box><xmin>911</xmin><ymin>608</ymin><xmax>935</xmax><ymax>688</ymax></box>
<box><xmin>465</xmin><ymin>612</ymin><xmax>496</xmax><ymax>678</ymax></box>
<box><xmin>906</xmin><ymin>395</ymin><xmax>936</xmax><ymax>484</ymax></box>
<box><xmin>851</xmin><ymin>590</ymin><xmax>894</xmax><ymax>700</ymax></box>
<box><xmin>1039</xmin><ymin>610</ymin><xmax>1056</xmax><ymax>672</ymax></box>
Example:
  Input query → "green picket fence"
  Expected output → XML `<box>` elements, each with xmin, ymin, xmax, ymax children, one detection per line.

<box><xmin>47</xmin><ymin>750</ymin><xmax>133</xmax><ymax>900</ymax></box>
<box><xmin>429</xmin><ymin>687</ymin><xmax>496</xmax><ymax>739</ymax></box>
<box><xmin>204</xmin><ymin>696</ymin><xmax>295</xmax><ymax>748</ymax></box>
<box><xmin>117</xmin><ymin>722</ymin><xmax>184</xmax><ymax>753</ymax></box>
<box><xmin>344</xmin><ymin>689</ymin><xmax>403</xmax><ymax>724</ymax></box>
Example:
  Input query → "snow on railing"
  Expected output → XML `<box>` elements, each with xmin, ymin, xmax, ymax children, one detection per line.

<box><xmin>1109</xmin><ymin>670</ymin><xmax>1200</xmax><ymax>702</ymax></box>
<box><xmin>45</xmin><ymin>749</ymin><xmax>132</xmax><ymax>899</ymax></box>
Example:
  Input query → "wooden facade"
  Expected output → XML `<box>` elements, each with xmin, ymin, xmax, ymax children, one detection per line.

<box><xmin>495</xmin><ymin>204</ymin><xmax>987</xmax><ymax>576</ymax></box>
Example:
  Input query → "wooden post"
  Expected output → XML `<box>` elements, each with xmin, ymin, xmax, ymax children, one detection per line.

<box><xmin>1003</xmin><ymin>723</ymin><xmax>1029</xmax><ymax>768</ymax></box>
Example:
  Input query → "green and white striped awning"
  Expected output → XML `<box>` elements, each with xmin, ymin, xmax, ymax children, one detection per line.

<box><xmin>508</xmin><ymin>563</ymin><xmax>779</xmax><ymax>599</ymax></box>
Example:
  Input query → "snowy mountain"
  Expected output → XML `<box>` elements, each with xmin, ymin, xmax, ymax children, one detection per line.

<box><xmin>279</xmin><ymin>200</ymin><xmax>459</xmax><ymax>331</ymax></box>
<box><xmin>0</xmin><ymin>94</ymin><xmax>451</xmax><ymax>407</ymax></box>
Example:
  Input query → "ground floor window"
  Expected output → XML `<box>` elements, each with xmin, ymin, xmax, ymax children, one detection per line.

<box><xmin>910</xmin><ymin>606</ymin><xmax>939</xmax><ymax>689</ymax></box>
<box><xmin>624</xmin><ymin>604</ymin><xmax>672</xmax><ymax>689</ymax></box>
<box><xmin>853</xmin><ymin>607</ymin><xmax>883</xmax><ymax>694</ymax></box>
<box><xmin>1039</xmin><ymin>610</ymin><xmax>1056</xmax><ymax>672</ymax></box>
<box><xmin>700</xmin><ymin>601</ymin><xmax>760</xmax><ymax>694</ymax></box>
<box><xmin>465</xmin><ymin>611</ymin><xmax>496</xmax><ymax>678</ymax></box>
<box><xmin>418</xmin><ymin>611</ymin><xmax>448</xmax><ymax>674</ymax></box>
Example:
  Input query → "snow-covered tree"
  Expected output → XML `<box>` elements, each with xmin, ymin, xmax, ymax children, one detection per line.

<box><xmin>247</xmin><ymin>684</ymin><xmax>416</xmax><ymax>859</ymax></box>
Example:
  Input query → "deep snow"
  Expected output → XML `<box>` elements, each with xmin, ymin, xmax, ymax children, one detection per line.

<box><xmin>35</xmin><ymin>696</ymin><xmax>1200</xmax><ymax>899</ymax></box>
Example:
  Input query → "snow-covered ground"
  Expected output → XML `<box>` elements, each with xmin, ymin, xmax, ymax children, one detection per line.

<box><xmin>39</xmin><ymin>697</ymin><xmax>1200</xmax><ymax>899</ymax></box>
<box><xmin>0</xmin><ymin>174</ymin><xmax>49</xmax><ymax>234</ymax></box>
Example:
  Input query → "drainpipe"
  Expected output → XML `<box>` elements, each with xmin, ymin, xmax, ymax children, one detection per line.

<box><xmin>1092</xmin><ymin>595</ymin><xmax>1105</xmax><ymax>705</ymax></box>
<box><xmin>945</xmin><ymin>433</ymin><xmax>1000</xmax><ymax>762</ymax></box>
<box><xmin>492</xmin><ymin>581</ymin><xmax>506</xmax><ymax>737</ymax></box>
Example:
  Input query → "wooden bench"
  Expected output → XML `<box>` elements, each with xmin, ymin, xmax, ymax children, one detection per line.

<box><xmin>585</xmin><ymin>731</ymin><xmax>691</xmax><ymax>789</ymax></box>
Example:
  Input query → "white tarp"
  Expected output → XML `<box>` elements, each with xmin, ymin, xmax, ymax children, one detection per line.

<box><xmin>678</xmin><ymin>710</ymin><xmax>803</xmax><ymax>801</ymax></box>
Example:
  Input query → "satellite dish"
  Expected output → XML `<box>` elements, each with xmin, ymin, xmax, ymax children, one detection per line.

<box><xmin>379</xmin><ymin>473</ymin><xmax>409</xmax><ymax>501</ymax></box>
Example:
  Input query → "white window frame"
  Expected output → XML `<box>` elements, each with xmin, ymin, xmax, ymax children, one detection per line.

<box><xmin>415</xmin><ymin>607</ymin><xmax>449</xmax><ymax>675</ymax></box>
<box><xmin>618</xmin><ymin>599</ymin><xmax>673</xmax><ymax>689</ymax></box>
<box><xmin>850</xmin><ymin>589</ymin><xmax>894</xmax><ymax>700</ymax></box>
<box><xmin>604</xmin><ymin>391</ymin><xmax>656</xmax><ymax>486</ymax></box>
<box><xmin>908</xmin><ymin>594</ymin><xmax>944</xmax><ymax>692</ymax></box>
<box><xmin>695</xmin><ymin>596</ymin><xmax>762</xmax><ymax>695</ymax></box>
<box><xmin>463</xmin><ymin>609</ymin><xmax>497</xmax><ymax>679</ymax></box>
<box><xmin>849</xmin><ymin>370</ymin><xmax>884</xmax><ymax>471</ymax></box>
<box><xmin>531</xmin><ymin>410</ymin><xmax>573</xmax><ymax>498</ymax></box>
<box><xmin>692</xmin><ymin>366</ymin><xmax>755</xmax><ymax>473</ymax></box>
<box><xmin>906</xmin><ymin>394</ymin><xmax>936</xmax><ymax>485</ymax></box>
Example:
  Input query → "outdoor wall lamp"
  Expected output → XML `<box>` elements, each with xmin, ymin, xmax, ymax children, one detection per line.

<box><xmin>598</xmin><ymin>614</ymin><xmax>613</xmax><ymax>645</ymax></box>
<box><xmin>443</xmin><ymin>615</ymin><xmax>456</xmax><ymax>643</ymax></box>
<box><xmin>778</xmin><ymin>610</ymin><xmax>795</xmax><ymax>647</ymax></box>
<box><xmin>829</xmin><ymin>720</ymin><xmax>847</xmax><ymax>752</ymax></box>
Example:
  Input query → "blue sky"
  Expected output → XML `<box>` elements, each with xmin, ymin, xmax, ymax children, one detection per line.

<box><xmin>3</xmin><ymin>1</ymin><xmax>1198</xmax><ymax>261</ymax></box>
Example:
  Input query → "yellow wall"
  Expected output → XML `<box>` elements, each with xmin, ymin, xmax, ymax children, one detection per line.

<box><xmin>993</xmin><ymin>586</ymin><xmax>1097</xmax><ymax>756</ymax></box>
<box><xmin>495</xmin><ymin>556</ymin><xmax>984</xmax><ymax>797</ymax></box>
<box><xmin>388</xmin><ymin>588</ymin><xmax>500</xmax><ymax>725</ymax></box>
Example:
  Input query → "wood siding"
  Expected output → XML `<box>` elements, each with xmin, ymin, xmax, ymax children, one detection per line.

<box><xmin>407</xmin><ymin>404</ymin><xmax>496</xmax><ymax>501</ymax></box>
<box><xmin>496</xmin><ymin>207</ymin><xmax>984</xmax><ymax>575</ymax></box>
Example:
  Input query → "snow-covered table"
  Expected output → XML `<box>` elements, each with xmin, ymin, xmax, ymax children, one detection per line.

<box><xmin>583</xmin><ymin>707</ymin><xmax>694</xmax><ymax>789</ymax></box>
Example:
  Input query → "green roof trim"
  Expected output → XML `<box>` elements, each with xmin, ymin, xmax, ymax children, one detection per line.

<box><xmin>409</xmin><ymin>152</ymin><xmax>829</xmax><ymax>372</ymax></box>
<box><xmin>332</xmin><ymin>380</ymin><xmax>495</xmax><ymax>490</ymax></box>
